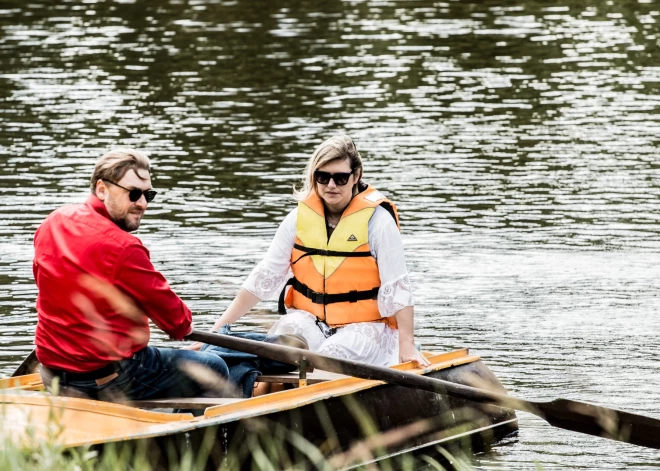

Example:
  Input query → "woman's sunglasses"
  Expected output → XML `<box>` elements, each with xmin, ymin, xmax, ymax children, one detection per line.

<box><xmin>314</xmin><ymin>170</ymin><xmax>353</xmax><ymax>186</ymax></box>
<box><xmin>104</xmin><ymin>180</ymin><xmax>157</xmax><ymax>203</ymax></box>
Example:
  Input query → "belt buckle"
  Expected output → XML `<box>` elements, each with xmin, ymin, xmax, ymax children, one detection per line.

<box><xmin>95</xmin><ymin>372</ymin><xmax>118</xmax><ymax>386</ymax></box>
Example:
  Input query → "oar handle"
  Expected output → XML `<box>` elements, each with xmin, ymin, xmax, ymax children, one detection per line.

<box><xmin>186</xmin><ymin>330</ymin><xmax>531</xmax><ymax>411</ymax></box>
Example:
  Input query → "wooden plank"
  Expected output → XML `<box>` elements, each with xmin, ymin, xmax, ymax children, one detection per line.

<box><xmin>130</xmin><ymin>372</ymin><xmax>348</xmax><ymax>408</ymax></box>
<box><xmin>128</xmin><ymin>397</ymin><xmax>245</xmax><ymax>409</ymax></box>
<box><xmin>0</xmin><ymin>393</ymin><xmax>195</xmax><ymax>425</ymax></box>
<box><xmin>0</xmin><ymin>373</ymin><xmax>43</xmax><ymax>391</ymax></box>
<box><xmin>256</xmin><ymin>370</ymin><xmax>347</xmax><ymax>384</ymax></box>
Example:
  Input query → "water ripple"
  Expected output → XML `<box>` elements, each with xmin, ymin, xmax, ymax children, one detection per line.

<box><xmin>1</xmin><ymin>1</ymin><xmax>660</xmax><ymax>468</ymax></box>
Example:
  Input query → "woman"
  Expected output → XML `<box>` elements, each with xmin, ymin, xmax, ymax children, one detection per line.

<box><xmin>199</xmin><ymin>135</ymin><xmax>429</xmax><ymax>368</ymax></box>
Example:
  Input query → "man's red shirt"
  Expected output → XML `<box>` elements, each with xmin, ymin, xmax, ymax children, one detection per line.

<box><xmin>34</xmin><ymin>194</ymin><xmax>192</xmax><ymax>372</ymax></box>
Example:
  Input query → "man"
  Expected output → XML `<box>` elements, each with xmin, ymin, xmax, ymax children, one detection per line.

<box><xmin>34</xmin><ymin>148</ymin><xmax>229</xmax><ymax>401</ymax></box>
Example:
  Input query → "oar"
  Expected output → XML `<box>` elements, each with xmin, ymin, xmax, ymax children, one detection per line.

<box><xmin>12</xmin><ymin>349</ymin><xmax>39</xmax><ymax>377</ymax></box>
<box><xmin>186</xmin><ymin>330</ymin><xmax>660</xmax><ymax>450</ymax></box>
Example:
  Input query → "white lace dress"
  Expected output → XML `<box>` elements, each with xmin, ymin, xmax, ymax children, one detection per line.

<box><xmin>243</xmin><ymin>206</ymin><xmax>413</xmax><ymax>367</ymax></box>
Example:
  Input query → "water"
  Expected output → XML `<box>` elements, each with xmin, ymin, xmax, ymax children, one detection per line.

<box><xmin>1</xmin><ymin>0</ymin><xmax>660</xmax><ymax>468</ymax></box>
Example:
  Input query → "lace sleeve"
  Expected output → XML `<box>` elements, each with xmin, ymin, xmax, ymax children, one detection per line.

<box><xmin>241</xmin><ymin>209</ymin><xmax>296</xmax><ymax>300</ymax></box>
<box><xmin>369</xmin><ymin>207</ymin><xmax>414</xmax><ymax>317</ymax></box>
<box><xmin>378</xmin><ymin>274</ymin><xmax>414</xmax><ymax>318</ymax></box>
<box><xmin>243</xmin><ymin>260</ymin><xmax>291</xmax><ymax>300</ymax></box>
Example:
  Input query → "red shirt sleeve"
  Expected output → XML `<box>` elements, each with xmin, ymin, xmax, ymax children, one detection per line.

<box><xmin>113</xmin><ymin>243</ymin><xmax>192</xmax><ymax>340</ymax></box>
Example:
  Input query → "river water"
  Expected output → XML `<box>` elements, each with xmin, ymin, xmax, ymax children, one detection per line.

<box><xmin>1</xmin><ymin>0</ymin><xmax>660</xmax><ymax>469</ymax></box>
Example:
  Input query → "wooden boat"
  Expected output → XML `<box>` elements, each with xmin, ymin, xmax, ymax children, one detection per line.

<box><xmin>0</xmin><ymin>348</ymin><xmax>517</xmax><ymax>470</ymax></box>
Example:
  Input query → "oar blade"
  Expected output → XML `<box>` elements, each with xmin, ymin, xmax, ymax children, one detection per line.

<box><xmin>12</xmin><ymin>349</ymin><xmax>39</xmax><ymax>377</ymax></box>
<box><xmin>537</xmin><ymin>398</ymin><xmax>660</xmax><ymax>450</ymax></box>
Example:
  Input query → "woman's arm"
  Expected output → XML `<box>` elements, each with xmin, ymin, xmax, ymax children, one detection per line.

<box><xmin>209</xmin><ymin>288</ymin><xmax>260</xmax><ymax>332</ymax></box>
<box><xmin>185</xmin><ymin>209</ymin><xmax>297</xmax><ymax>350</ymax></box>
<box><xmin>395</xmin><ymin>306</ymin><xmax>430</xmax><ymax>367</ymax></box>
<box><xmin>185</xmin><ymin>289</ymin><xmax>260</xmax><ymax>350</ymax></box>
<box><xmin>370</xmin><ymin>206</ymin><xmax>429</xmax><ymax>367</ymax></box>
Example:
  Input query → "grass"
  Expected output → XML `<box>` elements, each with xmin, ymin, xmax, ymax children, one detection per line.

<box><xmin>0</xmin><ymin>435</ymin><xmax>480</xmax><ymax>471</ymax></box>
<box><xmin>0</xmin><ymin>385</ymin><xmax>513</xmax><ymax>471</ymax></box>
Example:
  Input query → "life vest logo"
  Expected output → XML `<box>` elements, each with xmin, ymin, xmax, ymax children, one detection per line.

<box><xmin>347</xmin><ymin>234</ymin><xmax>357</xmax><ymax>241</ymax></box>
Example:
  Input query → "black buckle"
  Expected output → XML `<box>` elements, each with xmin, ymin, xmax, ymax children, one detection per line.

<box><xmin>348</xmin><ymin>290</ymin><xmax>358</xmax><ymax>303</ymax></box>
<box><xmin>307</xmin><ymin>288</ymin><xmax>326</xmax><ymax>304</ymax></box>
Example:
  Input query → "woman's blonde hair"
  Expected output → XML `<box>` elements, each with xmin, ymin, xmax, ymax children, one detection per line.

<box><xmin>90</xmin><ymin>148</ymin><xmax>151</xmax><ymax>194</ymax></box>
<box><xmin>294</xmin><ymin>135</ymin><xmax>363</xmax><ymax>201</ymax></box>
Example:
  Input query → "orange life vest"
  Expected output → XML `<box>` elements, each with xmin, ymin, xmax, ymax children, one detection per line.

<box><xmin>279</xmin><ymin>184</ymin><xmax>400</xmax><ymax>328</ymax></box>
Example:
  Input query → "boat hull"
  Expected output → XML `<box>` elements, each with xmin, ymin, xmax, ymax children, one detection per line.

<box><xmin>95</xmin><ymin>358</ymin><xmax>517</xmax><ymax>470</ymax></box>
<box><xmin>0</xmin><ymin>350</ymin><xmax>517</xmax><ymax>469</ymax></box>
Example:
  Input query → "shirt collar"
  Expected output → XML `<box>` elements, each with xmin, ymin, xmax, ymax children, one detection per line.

<box><xmin>86</xmin><ymin>193</ymin><xmax>112</xmax><ymax>221</ymax></box>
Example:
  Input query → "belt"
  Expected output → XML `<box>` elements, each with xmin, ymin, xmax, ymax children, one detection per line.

<box><xmin>43</xmin><ymin>361</ymin><xmax>120</xmax><ymax>382</ymax></box>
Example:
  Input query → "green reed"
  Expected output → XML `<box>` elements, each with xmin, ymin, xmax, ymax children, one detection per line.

<box><xmin>0</xmin><ymin>392</ymin><xmax>511</xmax><ymax>471</ymax></box>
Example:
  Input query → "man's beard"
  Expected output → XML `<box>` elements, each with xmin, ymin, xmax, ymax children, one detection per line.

<box><xmin>114</xmin><ymin>214</ymin><xmax>141</xmax><ymax>232</ymax></box>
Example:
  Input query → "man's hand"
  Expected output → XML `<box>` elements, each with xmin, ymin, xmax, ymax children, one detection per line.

<box><xmin>181</xmin><ymin>325</ymin><xmax>201</xmax><ymax>350</ymax></box>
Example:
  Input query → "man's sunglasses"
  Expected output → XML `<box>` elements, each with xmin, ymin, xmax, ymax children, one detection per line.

<box><xmin>314</xmin><ymin>170</ymin><xmax>353</xmax><ymax>186</ymax></box>
<box><xmin>104</xmin><ymin>180</ymin><xmax>157</xmax><ymax>203</ymax></box>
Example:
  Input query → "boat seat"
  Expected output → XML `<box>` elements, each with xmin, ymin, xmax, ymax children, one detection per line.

<box><xmin>129</xmin><ymin>397</ymin><xmax>244</xmax><ymax>409</ymax></box>
<box><xmin>256</xmin><ymin>370</ymin><xmax>347</xmax><ymax>385</ymax></box>
<box><xmin>127</xmin><ymin>374</ymin><xmax>342</xmax><ymax>409</ymax></box>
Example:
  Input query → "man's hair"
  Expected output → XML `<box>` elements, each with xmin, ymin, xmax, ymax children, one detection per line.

<box><xmin>90</xmin><ymin>148</ymin><xmax>151</xmax><ymax>194</ymax></box>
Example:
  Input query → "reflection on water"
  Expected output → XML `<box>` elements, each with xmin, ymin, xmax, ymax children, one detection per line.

<box><xmin>1</xmin><ymin>1</ymin><xmax>660</xmax><ymax>469</ymax></box>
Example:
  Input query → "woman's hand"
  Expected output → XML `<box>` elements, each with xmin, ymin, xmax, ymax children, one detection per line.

<box><xmin>394</xmin><ymin>306</ymin><xmax>430</xmax><ymax>367</ymax></box>
<box><xmin>183</xmin><ymin>341</ymin><xmax>203</xmax><ymax>351</ymax></box>
<box><xmin>399</xmin><ymin>340</ymin><xmax>431</xmax><ymax>368</ymax></box>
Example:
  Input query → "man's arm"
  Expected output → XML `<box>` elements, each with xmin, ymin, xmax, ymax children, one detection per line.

<box><xmin>113</xmin><ymin>244</ymin><xmax>192</xmax><ymax>340</ymax></box>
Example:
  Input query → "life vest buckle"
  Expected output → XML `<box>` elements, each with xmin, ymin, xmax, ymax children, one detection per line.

<box><xmin>307</xmin><ymin>288</ymin><xmax>326</xmax><ymax>305</ymax></box>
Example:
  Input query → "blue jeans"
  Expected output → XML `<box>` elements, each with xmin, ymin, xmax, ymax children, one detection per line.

<box><xmin>41</xmin><ymin>347</ymin><xmax>230</xmax><ymax>402</ymax></box>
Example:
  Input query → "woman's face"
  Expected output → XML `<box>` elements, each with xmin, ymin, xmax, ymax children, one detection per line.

<box><xmin>315</xmin><ymin>158</ymin><xmax>359</xmax><ymax>212</ymax></box>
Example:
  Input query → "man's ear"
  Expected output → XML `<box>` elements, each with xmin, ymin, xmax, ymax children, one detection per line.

<box><xmin>96</xmin><ymin>180</ymin><xmax>108</xmax><ymax>201</ymax></box>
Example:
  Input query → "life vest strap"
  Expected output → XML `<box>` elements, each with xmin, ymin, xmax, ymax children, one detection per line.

<box><xmin>278</xmin><ymin>277</ymin><xmax>379</xmax><ymax>315</ymax></box>
<box><xmin>291</xmin><ymin>243</ymin><xmax>372</xmax><ymax>265</ymax></box>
